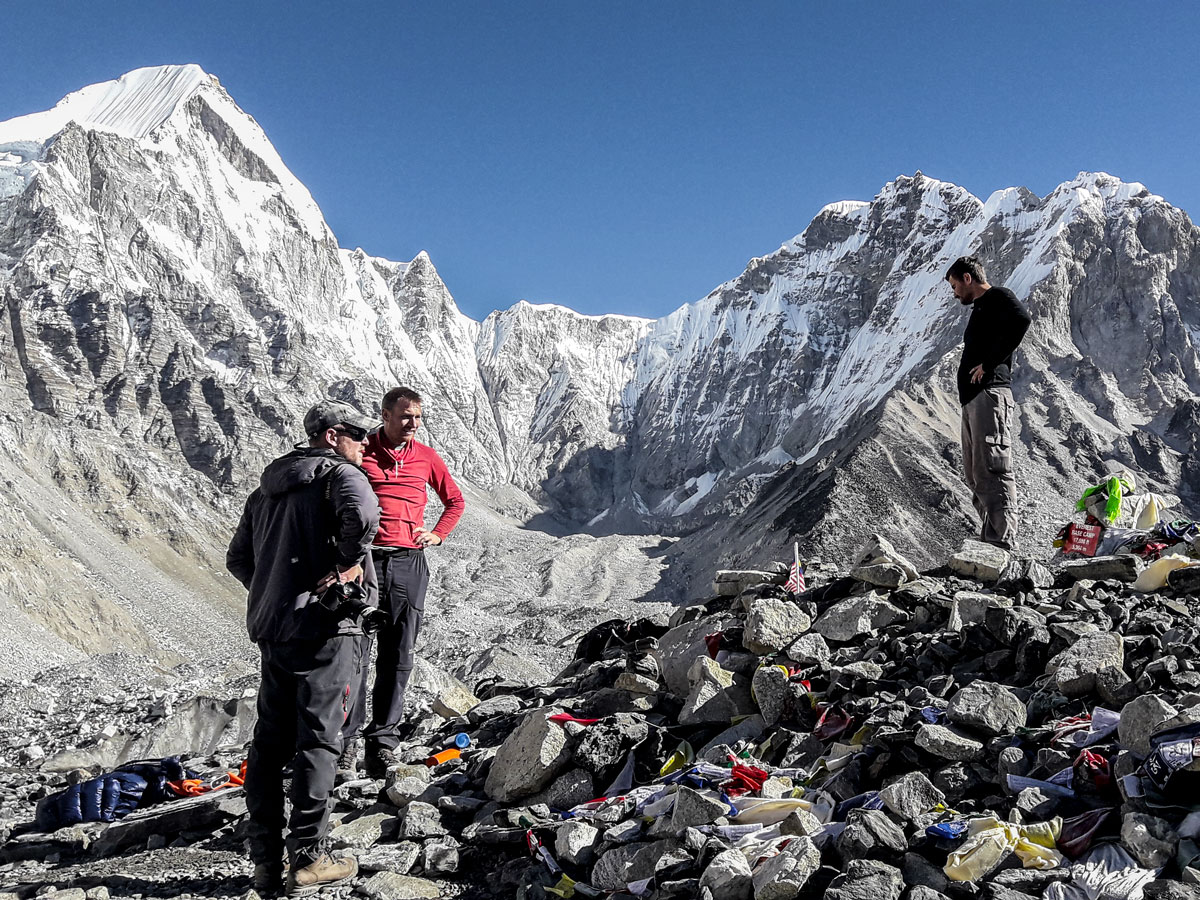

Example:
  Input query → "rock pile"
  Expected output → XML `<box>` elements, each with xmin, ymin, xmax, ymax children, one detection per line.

<box><xmin>4</xmin><ymin>535</ymin><xmax>1200</xmax><ymax>900</ymax></box>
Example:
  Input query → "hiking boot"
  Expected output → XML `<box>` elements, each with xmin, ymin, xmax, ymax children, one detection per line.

<box><xmin>286</xmin><ymin>852</ymin><xmax>357</xmax><ymax>896</ymax></box>
<box><xmin>336</xmin><ymin>738</ymin><xmax>359</xmax><ymax>779</ymax></box>
<box><xmin>252</xmin><ymin>861</ymin><xmax>284</xmax><ymax>897</ymax></box>
<box><xmin>363</xmin><ymin>747</ymin><xmax>399</xmax><ymax>780</ymax></box>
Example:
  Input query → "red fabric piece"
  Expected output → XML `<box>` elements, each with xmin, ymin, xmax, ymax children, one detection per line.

<box><xmin>705</xmin><ymin>632</ymin><xmax>723</xmax><ymax>658</ymax></box>
<box><xmin>1075</xmin><ymin>748</ymin><xmax>1111</xmax><ymax>787</ymax></box>
<box><xmin>813</xmin><ymin>704</ymin><xmax>853</xmax><ymax>742</ymax></box>
<box><xmin>722</xmin><ymin>763</ymin><xmax>769</xmax><ymax>797</ymax></box>
<box><xmin>548</xmin><ymin>713</ymin><xmax>601</xmax><ymax>726</ymax></box>
<box><xmin>361</xmin><ymin>432</ymin><xmax>465</xmax><ymax>547</ymax></box>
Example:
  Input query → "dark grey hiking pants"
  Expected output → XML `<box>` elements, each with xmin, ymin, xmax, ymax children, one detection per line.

<box><xmin>961</xmin><ymin>386</ymin><xmax>1018</xmax><ymax>548</ymax></box>
<box><xmin>244</xmin><ymin>636</ymin><xmax>355</xmax><ymax>866</ymax></box>
<box><xmin>344</xmin><ymin>549</ymin><xmax>429</xmax><ymax>751</ymax></box>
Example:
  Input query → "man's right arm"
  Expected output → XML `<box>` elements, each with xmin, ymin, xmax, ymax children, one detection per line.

<box><xmin>328</xmin><ymin>467</ymin><xmax>381</xmax><ymax>571</ymax></box>
<box><xmin>225</xmin><ymin>494</ymin><xmax>257</xmax><ymax>589</ymax></box>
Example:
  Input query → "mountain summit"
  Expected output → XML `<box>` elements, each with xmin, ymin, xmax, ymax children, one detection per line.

<box><xmin>1</xmin><ymin>68</ymin><xmax>1198</xmax><ymax>676</ymax></box>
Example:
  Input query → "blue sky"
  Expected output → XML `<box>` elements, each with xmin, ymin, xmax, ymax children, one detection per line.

<box><xmin>2</xmin><ymin>2</ymin><xmax>1197</xmax><ymax>320</ymax></box>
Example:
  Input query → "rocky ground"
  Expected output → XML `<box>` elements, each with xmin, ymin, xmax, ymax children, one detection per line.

<box><xmin>3</xmin><ymin>535</ymin><xmax>1200</xmax><ymax>900</ymax></box>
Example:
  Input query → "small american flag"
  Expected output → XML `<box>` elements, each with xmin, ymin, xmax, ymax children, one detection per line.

<box><xmin>785</xmin><ymin>542</ymin><xmax>805</xmax><ymax>593</ymax></box>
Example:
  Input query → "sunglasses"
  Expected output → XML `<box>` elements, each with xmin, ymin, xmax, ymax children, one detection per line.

<box><xmin>333</xmin><ymin>423</ymin><xmax>369</xmax><ymax>442</ymax></box>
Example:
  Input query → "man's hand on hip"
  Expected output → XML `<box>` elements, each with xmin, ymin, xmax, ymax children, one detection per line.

<box><xmin>413</xmin><ymin>528</ymin><xmax>442</xmax><ymax>547</ymax></box>
<box><xmin>969</xmin><ymin>364</ymin><xmax>985</xmax><ymax>384</ymax></box>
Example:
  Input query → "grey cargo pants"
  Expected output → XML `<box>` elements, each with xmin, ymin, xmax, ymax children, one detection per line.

<box><xmin>961</xmin><ymin>387</ymin><xmax>1018</xmax><ymax>549</ymax></box>
<box><xmin>244</xmin><ymin>636</ymin><xmax>355</xmax><ymax>867</ymax></box>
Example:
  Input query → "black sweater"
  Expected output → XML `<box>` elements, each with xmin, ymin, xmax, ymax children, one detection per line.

<box><xmin>958</xmin><ymin>286</ymin><xmax>1032</xmax><ymax>406</ymax></box>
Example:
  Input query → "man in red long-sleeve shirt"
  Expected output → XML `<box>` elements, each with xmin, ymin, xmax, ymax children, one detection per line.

<box><xmin>342</xmin><ymin>386</ymin><xmax>465</xmax><ymax>778</ymax></box>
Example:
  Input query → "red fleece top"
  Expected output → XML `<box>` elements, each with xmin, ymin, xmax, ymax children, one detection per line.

<box><xmin>360</xmin><ymin>432</ymin><xmax>464</xmax><ymax>548</ymax></box>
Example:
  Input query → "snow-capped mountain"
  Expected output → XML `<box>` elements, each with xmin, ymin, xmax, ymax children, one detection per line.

<box><xmin>2</xmin><ymin>66</ymin><xmax>1198</xmax><ymax>674</ymax></box>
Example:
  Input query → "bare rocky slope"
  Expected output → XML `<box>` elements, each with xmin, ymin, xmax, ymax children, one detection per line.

<box><xmin>0</xmin><ymin>65</ymin><xmax>1198</xmax><ymax>679</ymax></box>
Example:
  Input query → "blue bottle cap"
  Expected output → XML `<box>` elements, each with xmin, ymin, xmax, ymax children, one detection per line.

<box><xmin>454</xmin><ymin>732</ymin><xmax>471</xmax><ymax>749</ymax></box>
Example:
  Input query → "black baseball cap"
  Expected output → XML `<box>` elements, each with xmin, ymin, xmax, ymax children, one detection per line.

<box><xmin>303</xmin><ymin>401</ymin><xmax>376</xmax><ymax>439</ymax></box>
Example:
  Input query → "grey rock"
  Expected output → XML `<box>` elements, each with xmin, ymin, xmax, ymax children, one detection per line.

<box><xmin>850</xmin><ymin>533</ymin><xmax>919</xmax><ymax>587</ymax></box>
<box><xmin>949</xmin><ymin>591</ymin><xmax>1014</xmax><ymax>629</ymax></box>
<box><xmin>947</xmin><ymin>681</ymin><xmax>1026</xmax><ymax>736</ymax></box>
<box><xmin>329</xmin><ymin>811</ymin><xmax>395</xmax><ymax>850</ymax></box>
<box><xmin>752</xmin><ymin>663</ymin><xmax>790</xmax><ymax>725</ymax></box>
<box><xmin>483</xmin><ymin>709</ymin><xmax>573</xmax><ymax>802</ymax></box>
<box><xmin>526</xmin><ymin>767</ymin><xmax>595</xmax><ymax>810</ymax></box>
<box><xmin>1014</xmin><ymin>787</ymin><xmax>1058</xmax><ymax>819</ymax></box>
<box><xmin>1119</xmin><ymin>694</ymin><xmax>1178</xmax><ymax>757</ymax></box>
<box><xmin>915</xmin><ymin>723</ymin><xmax>985</xmax><ymax>761</ymax></box>
<box><xmin>1058</xmin><ymin>555</ymin><xmax>1143</xmax><ymax>583</ymax></box>
<box><xmin>1046</xmin><ymin>631</ymin><xmax>1124</xmax><ymax>695</ymax></box>
<box><xmin>680</xmin><ymin>657</ymin><xmax>741</xmax><ymax>725</ymax></box>
<box><xmin>465</xmin><ymin>694</ymin><xmax>522</xmax><ymax>726</ymax></box>
<box><xmin>743</xmin><ymin>598</ymin><xmax>811</xmax><ymax>654</ymax></box>
<box><xmin>780</xmin><ymin>808</ymin><xmax>824</xmax><ymax>836</ymax></box>
<box><xmin>455</xmin><ymin>645</ymin><xmax>551</xmax><ymax>691</ymax></box>
<box><xmin>700</xmin><ymin>848</ymin><xmax>753</xmax><ymax>900</ymax></box>
<box><xmin>907</xmin><ymin>888</ymin><xmax>952</xmax><ymax>900</ymax></box>
<box><xmin>357</xmin><ymin>872</ymin><xmax>441</xmax><ymax>900</ymax></box>
<box><xmin>671</xmin><ymin>786</ymin><xmax>730</xmax><ymax>829</ymax></box>
<box><xmin>1143</xmin><ymin>881</ymin><xmax>1200</xmax><ymax>900</ymax></box>
<box><xmin>1122</xmin><ymin>812</ymin><xmax>1179</xmax><ymax>868</ymax></box>
<box><xmin>751</xmin><ymin>835</ymin><xmax>820</xmax><ymax>900</ymax></box>
<box><xmin>902</xmin><ymin>852</ymin><xmax>950</xmax><ymax>892</ymax></box>
<box><xmin>420</xmin><ymin>837</ymin><xmax>459</xmax><ymax>876</ymax></box>
<box><xmin>357</xmin><ymin>842</ymin><xmax>421</xmax><ymax>875</ymax></box>
<box><xmin>1167</xmin><ymin>567</ymin><xmax>1200</xmax><ymax>592</ymax></box>
<box><xmin>592</xmin><ymin>840</ymin><xmax>687</xmax><ymax>892</ymax></box>
<box><xmin>554</xmin><ymin>820</ymin><xmax>599</xmax><ymax>865</ymax></box>
<box><xmin>784</xmin><ymin>632</ymin><xmax>830</xmax><ymax>666</ymax></box>
<box><xmin>658</xmin><ymin>613</ymin><xmax>740</xmax><ymax>697</ymax></box>
<box><xmin>880</xmin><ymin>771</ymin><xmax>945</xmax><ymax>820</ymax></box>
<box><xmin>395</xmin><ymin>801</ymin><xmax>446</xmax><ymax>839</ymax></box>
<box><xmin>837</xmin><ymin>809</ymin><xmax>906</xmax><ymax>863</ymax></box>
<box><xmin>825</xmin><ymin>859</ymin><xmax>904</xmax><ymax>900</ymax></box>
<box><xmin>812</xmin><ymin>594</ymin><xmax>906</xmax><ymax>642</ymax></box>
<box><xmin>948</xmin><ymin>540</ymin><xmax>1011</xmax><ymax>583</ymax></box>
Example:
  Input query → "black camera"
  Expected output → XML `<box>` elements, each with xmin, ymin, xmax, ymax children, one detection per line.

<box><xmin>317</xmin><ymin>580</ymin><xmax>387</xmax><ymax>634</ymax></box>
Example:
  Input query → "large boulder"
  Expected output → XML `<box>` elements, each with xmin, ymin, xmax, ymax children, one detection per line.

<box><xmin>483</xmin><ymin>710</ymin><xmax>573</xmax><ymax>802</ymax></box>
<box><xmin>948</xmin><ymin>540</ymin><xmax>1011</xmax><ymax>583</ymax></box>
<box><xmin>812</xmin><ymin>594</ymin><xmax>906</xmax><ymax>642</ymax></box>
<box><xmin>947</xmin><ymin>681</ymin><xmax>1026</xmax><ymax>736</ymax></box>
<box><xmin>1045</xmin><ymin>632</ymin><xmax>1124</xmax><ymax>695</ymax></box>
<box><xmin>743</xmin><ymin>598</ymin><xmax>811</xmax><ymax>654</ymax></box>
<box><xmin>751</xmin><ymin>835</ymin><xmax>821</xmax><ymax>900</ymax></box>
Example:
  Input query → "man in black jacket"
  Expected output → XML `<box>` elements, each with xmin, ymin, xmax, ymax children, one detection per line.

<box><xmin>227</xmin><ymin>400</ymin><xmax>380</xmax><ymax>897</ymax></box>
<box><xmin>946</xmin><ymin>256</ymin><xmax>1032</xmax><ymax>550</ymax></box>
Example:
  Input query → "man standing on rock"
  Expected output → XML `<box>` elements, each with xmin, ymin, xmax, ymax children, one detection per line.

<box><xmin>227</xmin><ymin>400</ymin><xmax>379</xmax><ymax>896</ymax></box>
<box><xmin>946</xmin><ymin>256</ymin><xmax>1032</xmax><ymax>550</ymax></box>
<box><xmin>344</xmin><ymin>386</ymin><xmax>465</xmax><ymax>779</ymax></box>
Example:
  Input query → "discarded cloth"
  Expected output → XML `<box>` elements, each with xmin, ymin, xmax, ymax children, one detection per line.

<box><xmin>1042</xmin><ymin>842</ymin><xmax>1159</xmax><ymax>900</ymax></box>
<box><xmin>1132</xmin><ymin>555</ymin><xmax>1198</xmax><ymax>592</ymax></box>
<box><xmin>943</xmin><ymin>815</ymin><xmax>1063</xmax><ymax>881</ymax></box>
<box><xmin>1077</xmin><ymin>473</ymin><xmax>1135</xmax><ymax>526</ymax></box>
<box><xmin>1054</xmin><ymin>708</ymin><xmax>1120</xmax><ymax>748</ymax></box>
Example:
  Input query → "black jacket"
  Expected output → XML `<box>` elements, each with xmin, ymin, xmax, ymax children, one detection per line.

<box><xmin>958</xmin><ymin>286</ymin><xmax>1032</xmax><ymax>405</ymax></box>
<box><xmin>227</xmin><ymin>448</ymin><xmax>380</xmax><ymax>643</ymax></box>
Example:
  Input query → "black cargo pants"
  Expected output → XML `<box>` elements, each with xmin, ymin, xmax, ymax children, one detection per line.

<box><xmin>244</xmin><ymin>636</ymin><xmax>355</xmax><ymax>866</ymax></box>
<box><xmin>344</xmin><ymin>549</ymin><xmax>429</xmax><ymax>751</ymax></box>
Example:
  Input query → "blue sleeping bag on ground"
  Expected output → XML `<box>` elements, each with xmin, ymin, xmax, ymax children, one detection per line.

<box><xmin>34</xmin><ymin>756</ymin><xmax>194</xmax><ymax>832</ymax></box>
<box><xmin>36</xmin><ymin>770</ymin><xmax>147</xmax><ymax>830</ymax></box>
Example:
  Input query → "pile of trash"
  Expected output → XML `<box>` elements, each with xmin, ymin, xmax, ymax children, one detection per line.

<box><xmin>4</xmin><ymin>533</ymin><xmax>1200</xmax><ymax>900</ymax></box>
<box><xmin>1053</xmin><ymin>470</ymin><xmax>1200</xmax><ymax>594</ymax></box>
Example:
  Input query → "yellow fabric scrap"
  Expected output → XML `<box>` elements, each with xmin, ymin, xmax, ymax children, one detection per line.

<box><xmin>943</xmin><ymin>816</ymin><xmax>1063</xmax><ymax>881</ymax></box>
<box><xmin>545</xmin><ymin>875</ymin><xmax>576</xmax><ymax>898</ymax></box>
<box><xmin>1132</xmin><ymin>555</ymin><xmax>1197</xmax><ymax>593</ymax></box>
<box><xmin>658</xmin><ymin>741</ymin><xmax>694</xmax><ymax>777</ymax></box>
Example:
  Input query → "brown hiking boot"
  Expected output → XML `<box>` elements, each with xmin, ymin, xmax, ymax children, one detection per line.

<box><xmin>363</xmin><ymin>746</ymin><xmax>398</xmax><ymax>780</ymax></box>
<box><xmin>286</xmin><ymin>852</ymin><xmax>357</xmax><ymax>895</ymax></box>
<box><xmin>336</xmin><ymin>738</ymin><xmax>359</xmax><ymax>780</ymax></box>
